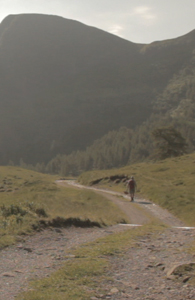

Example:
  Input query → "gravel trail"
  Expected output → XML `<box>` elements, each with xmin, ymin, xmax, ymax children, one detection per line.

<box><xmin>0</xmin><ymin>181</ymin><xmax>194</xmax><ymax>299</ymax></box>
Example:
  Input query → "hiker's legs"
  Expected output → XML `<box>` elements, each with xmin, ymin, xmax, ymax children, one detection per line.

<box><xmin>128</xmin><ymin>190</ymin><xmax>132</xmax><ymax>201</ymax></box>
<box><xmin>129</xmin><ymin>192</ymin><xmax>133</xmax><ymax>201</ymax></box>
<box><xmin>130</xmin><ymin>188</ymin><xmax>135</xmax><ymax>201</ymax></box>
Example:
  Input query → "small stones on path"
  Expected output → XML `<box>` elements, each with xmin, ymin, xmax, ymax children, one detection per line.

<box><xmin>166</xmin><ymin>262</ymin><xmax>195</xmax><ymax>283</ymax></box>
<box><xmin>0</xmin><ymin>225</ymin><xmax>127</xmax><ymax>300</ymax></box>
<box><xmin>23</xmin><ymin>247</ymin><xmax>33</xmax><ymax>253</ymax></box>
<box><xmin>99</xmin><ymin>227</ymin><xmax>195</xmax><ymax>300</ymax></box>
<box><xmin>109</xmin><ymin>287</ymin><xmax>119</xmax><ymax>294</ymax></box>
<box><xmin>17</xmin><ymin>245</ymin><xmax>33</xmax><ymax>252</ymax></box>
<box><xmin>2</xmin><ymin>272</ymin><xmax>16</xmax><ymax>277</ymax></box>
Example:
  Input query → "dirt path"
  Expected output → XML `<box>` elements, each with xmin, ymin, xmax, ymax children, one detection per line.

<box><xmin>0</xmin><ymin>181</ymin><xmax>194</xmax><ymax>299</ymax></box>
<box><xmin>0</xmin><ymin>226</ymin><xmax>127</xmax><ymax>299</ymax></box>
<box><xmin>99</xmin><ymin>227</ymin><xmax>195</xmax><ymax>299</ymax></box>
<box><xmin>62</xmin><ymin>180</ymin><xmax>186</xmax><ymax>228</ymax></box>
<box><xmin>96</xmin><ymin>190</ymin><xmax>150</xmax><ymax>225</ymax></box>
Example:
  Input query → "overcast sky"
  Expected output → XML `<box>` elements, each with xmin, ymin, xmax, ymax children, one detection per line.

<box><xmin>0</xmin><ymin>0</ymin><xmax>195</xmax><ymax>43</ymax></box>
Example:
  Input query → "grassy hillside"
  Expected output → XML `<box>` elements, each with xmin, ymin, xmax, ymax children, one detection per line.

<box><xmin>79</xmin><ymin>152</ymin><xmax>195</xmax><ymax>226</ymax></box>
<box><xmin>0</xmin><ymin>167</ymin><xmax>128</xmax><ymax>249</ymax></box>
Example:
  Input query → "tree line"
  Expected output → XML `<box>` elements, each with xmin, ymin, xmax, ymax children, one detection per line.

<box><xmin>15</xmin><ymin>65</ymin><xmax>195</xmax><ymax>175</ymax></box>
<box><xmin>15</xmin><ymin>118</ymin><xmax>194</xmax><ymax>176</ymax></box>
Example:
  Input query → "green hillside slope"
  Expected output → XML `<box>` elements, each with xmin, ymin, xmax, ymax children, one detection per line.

<box><xmin>79</xmin><ymin>152</ymin><xmax>195</xmax><ymax>226</ymax></box>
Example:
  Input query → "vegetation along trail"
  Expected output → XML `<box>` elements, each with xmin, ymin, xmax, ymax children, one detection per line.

<box><xmin>0</xmin><ymin>180</ymin><xmax>195</xmax><ymax>299</ymax></box>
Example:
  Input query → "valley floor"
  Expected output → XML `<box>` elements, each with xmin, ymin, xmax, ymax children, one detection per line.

<box><xmin>0</xmin><ymin>184</ymin><xmax>195</xmax><ymax>299</ymax></box>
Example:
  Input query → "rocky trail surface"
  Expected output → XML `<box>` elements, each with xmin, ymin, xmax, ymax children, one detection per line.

<box><xmin>0</xmin><ymin>181</ymin><xmax>194</xmax><ymax>299</ymax></box>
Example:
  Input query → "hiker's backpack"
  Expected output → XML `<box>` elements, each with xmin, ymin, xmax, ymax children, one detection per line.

<box><xmin>128</xmin><ymin>179</ymin><xmax>135</xmax><ymax>189</ymax></box>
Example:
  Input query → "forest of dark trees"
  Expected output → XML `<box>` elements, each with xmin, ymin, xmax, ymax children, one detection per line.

<box><xmin>18</xmin><ymin>64</ymin><xmax>195</xmax><ymax>176</ymax></box>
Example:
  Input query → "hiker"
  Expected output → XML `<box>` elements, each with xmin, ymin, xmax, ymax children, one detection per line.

<box><xmin>127</xmin><ymin>176</ymin><xmax>136</xmax><ymax>202</ymax></box>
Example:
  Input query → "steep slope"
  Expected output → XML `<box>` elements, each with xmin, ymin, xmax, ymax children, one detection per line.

<box><xmin>0</xmin><ymin>14</ymin><xmax>147</xmax><ymax>164</ymax></box>
<box><xmin>0</xmin><ymin>14</ymin><xmax>195</xmax><ymax>165</ymax></box>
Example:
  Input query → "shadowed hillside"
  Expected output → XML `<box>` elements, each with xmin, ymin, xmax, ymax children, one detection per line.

<box><xmin>0</xmin><ymin>14</ymin><xmax>195</xmax><ymax>165</ymax></box>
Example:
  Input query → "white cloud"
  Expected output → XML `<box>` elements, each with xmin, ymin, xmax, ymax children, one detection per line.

<box><xmin>131</xmin><ymin>6</ymin><xmax>157</xmax><ymax>25</ymax></box>
<box><xmin>109</xmin><ymin>24</ymin><xmax>124</xmax><ymax>37</ymax></box>
<box><xmin>134</xmin><ymin>6</ymin><xmax>150</xmax><ymax>15</ymax></box>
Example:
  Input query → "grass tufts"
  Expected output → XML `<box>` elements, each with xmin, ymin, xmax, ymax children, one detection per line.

<box><xmin>0</xmin><ymin>166</ymin><xmax>128</xmax><ymax>248</ymax></box>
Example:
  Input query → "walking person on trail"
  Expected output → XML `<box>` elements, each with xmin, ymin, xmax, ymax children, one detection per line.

<box><xmin>127</xmin><ymin>176</ymin><xmax>136</xmax><ymax>202</ymax></box>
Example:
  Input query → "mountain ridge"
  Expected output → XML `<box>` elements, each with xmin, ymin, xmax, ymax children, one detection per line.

<box><xmin>0</xmin><ymin>13</ymin><xmax>195</xmax><ymax>165</ymax></box>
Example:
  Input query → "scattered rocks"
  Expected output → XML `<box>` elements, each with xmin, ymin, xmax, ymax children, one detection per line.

<box><xmin>167</xmin><ymin>262</ymin><xmax>195</xmax><ymax>282</ymax></box>
<box><xmin>14</xmin><ymin>270</ymin><xmax>24</xmax><ymax>274</ymax></box>
<box><xmin>99</xmin><ymin>228</ymin><xmax>195</xmax><ymax>299</ymax></box>
<box><xmin>17</xmin><ymin>246</ymin><xmax>33</xmax><ymax>253</ymax></box>
<box><xmin>183</xmin><ymin>276</ymin><xmax>191</xmax><ymax>283</ymax></box>
<box><xmin>155</xmin><ymin>263</ymin><xmax>164</xmax><ymax>267</ymax></box>
<box><xmin>0</xmin><ymin>225</ymin><xmax>127</xmax><ymax>300</ymax></box>
<box><xmin>2</xmin><ymin>272</ymin><xmax>16</xmax><ymax>277</ymax></box>
<box><xmin>109</xmin><ymin>287</ymin><xmax>119</xmax><ymax>294</ymax></box>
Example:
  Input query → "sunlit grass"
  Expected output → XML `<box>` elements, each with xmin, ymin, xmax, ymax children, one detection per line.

<box><xmin>0</xmin><ymin>167</ymin><xmax>128</xmax><ymax>248</ymax></box>
<box><xmin>78</xmin><ymin>153</ymin><xmax>195</xmax><ymax>226</ymax></box>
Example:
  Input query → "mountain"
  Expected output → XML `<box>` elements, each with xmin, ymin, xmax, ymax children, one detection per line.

<box><xmin>0</xmin><ymin>13</ymin><xmax>195</xmax><ymax>165</ymax></box>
